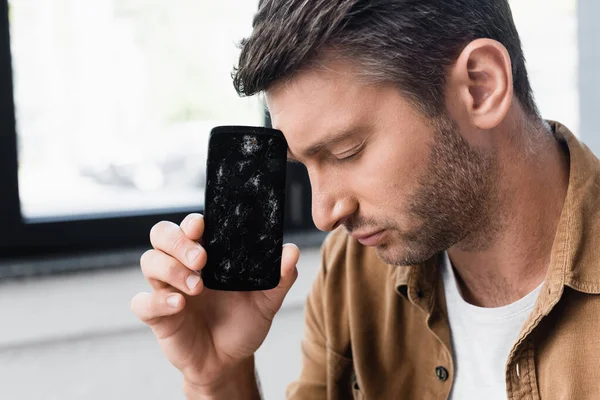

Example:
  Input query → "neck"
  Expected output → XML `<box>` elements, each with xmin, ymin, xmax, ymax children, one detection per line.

<box><xmin>448</xmin><ymin>118</ymin><xmax>570</xmax><ymax>308</ymax></box>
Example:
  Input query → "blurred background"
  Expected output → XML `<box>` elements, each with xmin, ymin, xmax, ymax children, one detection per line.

<box><xmin>0</xmin><ymin>0</ymin><xmax>598</xmax><ymax>399</ymax></box>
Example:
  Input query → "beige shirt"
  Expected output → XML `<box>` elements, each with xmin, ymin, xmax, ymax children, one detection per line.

<box><xmin>286</xmin><ymin>121</ymin><xmax>600</xmax><ymax>400</ymax></box>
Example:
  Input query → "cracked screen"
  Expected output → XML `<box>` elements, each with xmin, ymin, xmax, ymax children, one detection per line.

<box><xmin>201</xmin><ymin>127</ymin><xmax>287</xmax><ymax>291</ymax></box>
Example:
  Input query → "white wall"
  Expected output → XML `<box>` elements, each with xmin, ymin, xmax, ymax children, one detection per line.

<box><xmin>578</xmin><ymin>0</ymin><xmax>600</xmax><ymax>155</ymax></box>
<box><xmin>0</xmin><ymin>248</ymin><xmax>322</xmax><ymax>400</ymax></box>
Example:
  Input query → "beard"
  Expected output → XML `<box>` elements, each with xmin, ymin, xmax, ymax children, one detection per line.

<box><xmin>346</xmin><ymin>114</ymin><xmax>501</xmax><ymax>266</ymax></box>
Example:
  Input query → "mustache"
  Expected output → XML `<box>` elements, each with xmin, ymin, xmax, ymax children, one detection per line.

<box><xmin>343</xmin><ymin>215</ymin><xmax>388</xmax><ymax>233</ymax></box>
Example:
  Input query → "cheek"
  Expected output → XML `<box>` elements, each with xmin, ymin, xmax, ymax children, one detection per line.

<box><xmin>355</xmin><ymin>139</ymin><xmax>428</xmax><ymax>205</ymax></box>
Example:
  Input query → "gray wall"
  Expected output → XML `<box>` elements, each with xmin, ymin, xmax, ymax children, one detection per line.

<box><xmin>0</xmin><ymin>249</ymin><xmax>322</xmax><ymax>400</ymax></box>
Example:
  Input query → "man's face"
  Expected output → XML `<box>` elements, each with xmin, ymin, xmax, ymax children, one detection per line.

<box><xmin>266</xmin><ymin>61</ymin><xmax>498</xmax><ymax>266</ymax></box>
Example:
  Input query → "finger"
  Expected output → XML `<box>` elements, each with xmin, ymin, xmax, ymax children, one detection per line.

<box><xmin>140</xmin><ymin>249</ymin><xmax>168</xmax><ymax>290</ymax></box>
<box><xmin>150</xmin><ymin>220</ymin><xmax>207</xmax><ymax>271</ymax></box>
<box><xmin>130</xmin><ymin>291</ymin><xmax>185</xmax><ymax>323</ymax></box>
<box><xmin>269</xmin><ymin>243</ymin><xmax>300</xmax><ymax>294</ymax></box>
<box><xmin>180</xmin><ymin>213</ymin><xmax>205</xmax><ymax>241</ymax></box>
<box><xmin>278</xmin><ymin>243</ymin><xmax>300</xmax><ymax>290</ymax></box>
<box><xmin>258</xmin><ymin>243</ymin><xmax>300</xmax><ymax>313</ymax></box>
<box><xmin>140</xmin><ymin>249</ymin><xmax>204</xmax><ymax>295</ymax></box>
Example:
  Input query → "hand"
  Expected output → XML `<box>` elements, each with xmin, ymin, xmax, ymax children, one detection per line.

<box><xmin>131</xmin><ymin>213</ymin><xmax>300</xmax><ymax>395</ymax></box>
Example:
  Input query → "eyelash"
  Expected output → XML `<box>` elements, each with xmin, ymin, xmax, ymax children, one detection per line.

<box><xmin>335</xmin><ymin>148</ymin><xmax>362</xmax><ymax>163</ymax></box>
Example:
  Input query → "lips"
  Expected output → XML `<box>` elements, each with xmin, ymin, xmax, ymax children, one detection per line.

<box><xmin>351</xmin><ymin>230</ymin><xmax>386</xmax><ymax>246</ymax></box>
<box><xmin>351</xmin><ymin>230</ymin><xmax>382</xmax><ymax>240</ymax></box>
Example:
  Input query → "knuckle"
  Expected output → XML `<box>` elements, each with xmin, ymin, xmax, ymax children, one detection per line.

<box><xmin>171</xmin><ymin>231</ymin><xmax>188</xmax><ymax>255</ymax></box>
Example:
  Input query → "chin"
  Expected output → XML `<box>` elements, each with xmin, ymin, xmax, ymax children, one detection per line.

<box><xmin>375</xmin><ymin>237</ymin><xmax>439</xmax><ymax>266</ymax></box>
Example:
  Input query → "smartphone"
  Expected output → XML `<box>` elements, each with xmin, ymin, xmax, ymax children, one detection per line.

<box><xmin>201</xmin><ymin>125</ymin><xmax>288</xmax><ymax>291</ymax></box>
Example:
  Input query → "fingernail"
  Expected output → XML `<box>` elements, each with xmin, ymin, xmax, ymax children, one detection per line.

<box><xmin>186</xmin><ymin>274</ymin><xmax>201</xmax><ymax>290</ymax></box>
<box><xmin>167</xmin><ymin>295</ymin><xmax>180</xmax><ymax>308</ymax></box>
<box><xmin>184</xmin><ymin>214</ymin><xmax>202</xmax><ymax>230</ymax></box>
<box><xmin>187</xmin><ymin>247</ymin><xmax>202</xmax><ymax>264</ymax></box>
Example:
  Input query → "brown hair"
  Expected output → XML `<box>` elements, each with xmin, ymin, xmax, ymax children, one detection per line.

<box><xmin>233</xmin><ymin>0</ymin><xmax>539</xmax><ymax>118</ymax></box>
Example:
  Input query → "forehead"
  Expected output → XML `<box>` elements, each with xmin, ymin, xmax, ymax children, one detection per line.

<box><xmin>268</xmin><ymin>65</ymin><xmax>360</xmax><ymax>119</ymax></box>
<box><xmin>266</xmin><ymin>61</ymin><xmax>381</xmax><ymax>146</ymax></box>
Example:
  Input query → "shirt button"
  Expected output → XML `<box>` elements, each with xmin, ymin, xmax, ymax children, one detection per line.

<box><xmin>435</xmin><ymin>366</ymin><xmax>449</xmax><ymax>382</ymax></box>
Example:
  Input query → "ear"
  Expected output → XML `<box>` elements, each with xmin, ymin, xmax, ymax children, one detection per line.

<box><xmin>447</xmin><ymin>38</ymin><xmax>513</xmax><ymax>130</ymax></box>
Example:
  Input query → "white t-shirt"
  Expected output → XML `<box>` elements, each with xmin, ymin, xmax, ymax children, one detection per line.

<box><xmin>441</xmin><ymin>252</ymin><xmax>543</xmax><ymax>400</ymax></box>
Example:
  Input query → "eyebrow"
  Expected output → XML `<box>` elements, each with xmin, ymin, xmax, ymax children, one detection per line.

<box><xmin>287</xmin><ymin>127</ymin><xmax>361</xmax><ymax>163</ymax></box>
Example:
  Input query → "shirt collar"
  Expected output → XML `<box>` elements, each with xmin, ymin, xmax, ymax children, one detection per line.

<box><xmin>546</xmin><ymin>121</ymin><xmax>600</xmax><ymax>293</ymax></box>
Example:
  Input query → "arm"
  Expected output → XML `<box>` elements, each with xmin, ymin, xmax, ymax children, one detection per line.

<box><xmin>183</xmin><ymin>356</ymin><xmax>262</xmax><ymax>400</ymax></box>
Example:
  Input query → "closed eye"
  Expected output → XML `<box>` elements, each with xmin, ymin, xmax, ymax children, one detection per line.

<box><xmin>334</xmin><ymin>147</ymin><xmax>363</xmax><ymax>163</ymax></box>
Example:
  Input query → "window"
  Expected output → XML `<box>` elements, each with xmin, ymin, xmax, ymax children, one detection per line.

<box><xmin>510</xmin><ymin>0</ymin><xmax>579</xmax><ymax>133</ymax></box>
<box><xmin>510</xmin><ymin>0</ymin><xmax>599</xmax><ymax>153</ymax></box>
<box><xmin>577</xmin><ymin>0</ymin><xmax>600</xmax><ymax>155</ymax></box>
<box><xmin>13</xmin><ymin>0</ymin><xmax>264</xmax><ymax>219</ymax></box>
<box><xmin>0</xmin><ymin>0</ymin><xmax>315</xmax><ymax>267</ymax></box>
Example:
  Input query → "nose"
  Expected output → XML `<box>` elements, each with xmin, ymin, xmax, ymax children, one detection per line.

<box><xmin>310</xmin><ymin>171</ymin><xmax>356</xmax><ymax>232</ymax></box>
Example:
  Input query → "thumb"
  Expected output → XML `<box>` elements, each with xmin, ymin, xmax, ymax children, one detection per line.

<box><xmin>259</xmin><ymin>243</ymin><xmax>300</xmax><ymax>313</ymax></box>
<box><xmin>278</xmin><ymin>243</ymin><xmax>300</xmax><ymax>290</ymax></box>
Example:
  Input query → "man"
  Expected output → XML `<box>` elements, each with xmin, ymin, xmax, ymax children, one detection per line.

<box><xmin>131</xmin><ymin>0</ymin><xmax>600</xmax><ymax>399</ymax></box>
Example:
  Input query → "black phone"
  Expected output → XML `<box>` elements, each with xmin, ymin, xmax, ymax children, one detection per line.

<box><xmin>201</xmin><ymin>125</ymin><xmax>288</xmax><ymax>291</ymax></box>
